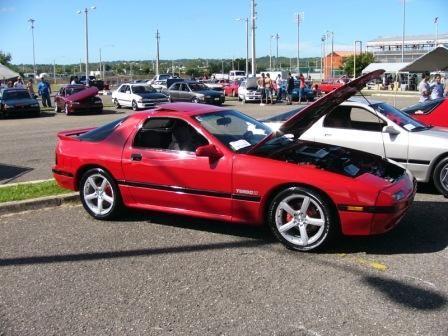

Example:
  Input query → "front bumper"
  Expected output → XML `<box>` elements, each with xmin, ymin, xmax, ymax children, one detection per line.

<box><xmin>204</xmin><ymin>96</ymin><xmax>225</xmax><ymax>104</ymax></box>
<box><xmin>137</xmin><ymin>100</ymin><xmax>169</xmax><ymax>108</ymax></box>
<box><xmin>4</xmin><ymin>106</ymin><xmax>40</xmax><ymax>115</ymax></box>
<box><xmin>69</xmin><ymin>103</ymin><xmax>103</xmax><ymax>113</ymax></box>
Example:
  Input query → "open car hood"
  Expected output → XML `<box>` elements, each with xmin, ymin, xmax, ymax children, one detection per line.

<box><xmin>248</xmin><ymin>70</ymin><xmax>384</xmax><ymax>153</ymax></box>
<box><xmin>67</xmin><ymin>87</ymin><xmax>98</xmax><ymax>102</ymax></box>
<box><xmin>246</xmin><ymin>77</ymin><xmax>258</xmax><ymax>90</ymax></box>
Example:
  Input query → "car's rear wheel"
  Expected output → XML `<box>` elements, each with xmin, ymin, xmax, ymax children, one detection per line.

<box><xmin>79</xmin><ymin>168</ymin><xmax>123</xmax><ymax>220</ymax></box>
<box><xmin>433</xmin><ymin>157</ymin><xmax>448</xmax><ymax>196</ymax></box>
<box><xmin>267</xmin><ymin>186</ymin><xmax>335</xmax><ymax>251</ymax></box>
<box><xmin>113</xmin><ymin>98</ymin><xmax>121</xmax><ymax>108</ymax></box>
<box><xmin>131</xmin><ymin>100</ymin><xmax>138</xmax><ymax>111</ymax></box>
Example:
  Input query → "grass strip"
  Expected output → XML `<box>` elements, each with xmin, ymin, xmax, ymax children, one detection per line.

<box><xmin>0</xmin><ymin>180</ymin><xmax>71</xmax><ymax>203</ymax></box>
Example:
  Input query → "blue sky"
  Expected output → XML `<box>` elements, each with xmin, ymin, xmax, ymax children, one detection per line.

<box><xmin>1</xmin><ymin>0</ymin><xmax>446</xmax><ymax>64</ymax></box>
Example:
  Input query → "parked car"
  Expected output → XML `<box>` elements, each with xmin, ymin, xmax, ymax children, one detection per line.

<box><xmin>285</xmin><ymin>81</ymin><xmax>315</xmax><ymax>102</ymax></box>
<box><xmin>203</xmin><ymin>79</ymin><xmax>226</xmax><ymax>92</ymax></box>
<box><xmin>54</xmin><ymin>85</ymin><xmax>103</xmax><ymax>115</ymax></box>
<box><xmin>163</xmin><ymin>81</ymin><xmax>225</xmax><ymax>105</ymax></box>
<box><xmin>318</xmin><ymin>76</ymin><xmax>350</xmax><ymax>93</ymax></box>
<box><xmin>149</xmin><ymin>74</ymin><xmax>173</xmax><ymax>84</ymax></box>
<box><xmin>402</xmin><ymin>98</ymin><xmax>448</xmax><ymax>128</ymax></box>
<box><xmin>223</xmin><ymin>80</ymin><xmax>241</xmax><ymax>97</ymax></box>
<box><xmin>238</xmin><ymin>78</ymin><xmax>261</xmax><ymax>103</ymax></box>
<box><xmin>53</xmin><ymin>70</ymin><xmax>416</xmax><ymax>252</ymax></box>
<box><xmin>262</xmin><ymin>96</ymin><xmax>448</xmax><ymax>196</ymax></box>
<box><xmin>112</xmin><ymin>84</ymin><xmax>169</xmax><ymax>111</ymax></box>
<box><xmin>79</xmin><ymin>75</ymin><xmax>105</xmax><ymax>91</ymax></box>
<box><xmin>0</xmin><ymin>88</ymin><xmax>40</xmax><ymax>118</ymax></box>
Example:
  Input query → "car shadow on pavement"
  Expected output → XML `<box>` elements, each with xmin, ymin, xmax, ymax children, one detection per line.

<box><xmin>0</xmin><ymin>163</ymin><xmax>33</xmax><ymax>184</ymax></box>
<box><xmin>325</xmin><ymin>200</ymin><xmax>448</xmax><ymax>255</ymax></box>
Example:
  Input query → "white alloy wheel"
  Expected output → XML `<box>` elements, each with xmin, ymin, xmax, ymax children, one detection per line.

<box><xmin>83</xmin><ymin>173</ymin><xmax>115</xmax><ymax>216</ymax></box>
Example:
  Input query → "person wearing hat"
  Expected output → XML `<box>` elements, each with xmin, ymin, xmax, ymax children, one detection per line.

<box><xmin>13</xmin><ymin>76</ymin><xmax>25</xmax><ymax>89</ymax></box>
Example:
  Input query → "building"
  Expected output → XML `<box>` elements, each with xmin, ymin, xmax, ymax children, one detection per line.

<box><xmin>366</xmin><ymin>33</ymin><xmax>448</xmax><ymax>63</ymax></box>
<box><xmin>323</xmin><ymin>51</ymin><xmax>352</xmax><ymax>79</ymax></box>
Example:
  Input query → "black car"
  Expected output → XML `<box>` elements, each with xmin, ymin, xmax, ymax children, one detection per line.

<box><xmin>163</xmin><ymin>81</ymin><xmax>225</xmax><ymax>105</ymax></box>
<box><xmin>0</xmin><ymin>88</ymin><xmax>40</xmax><ymax>118</ymax></box>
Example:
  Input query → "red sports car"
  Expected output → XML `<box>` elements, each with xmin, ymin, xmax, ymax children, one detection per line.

<box><xmin>54</xmin><ymin>85</ymin><xmax>103</xmax><ymax>115</ymax></box>
<box><xmin>223</xmin><ymin>80</ymin><xmax>241</xmax><ymax>97</ymax></box>
<box><xmin>402</xmin><ymin>97</ymin><xmax>448</xmax><ymax>128</ymax></box>
<box><xmin>53</xmin><ymin>70</ymin><xmax>416</xmax><ymax>251</ymax></box>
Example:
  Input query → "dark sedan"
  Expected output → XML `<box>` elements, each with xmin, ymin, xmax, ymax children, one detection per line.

<box><xmin>0</xmin><ymin>88</ymin><xmax>40</xmax><ymax>118</ymax></box>
<box><xmin>164</xmin><ymin>81</ymin><xmax>225</xmax><ymax>105</ymax></box>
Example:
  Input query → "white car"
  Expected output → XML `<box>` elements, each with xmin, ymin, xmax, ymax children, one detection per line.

<box><xmin>112</xmin><ymin>83</ymin><xmax>169</xmax><ymax>111</ymax></box>
<box><xmin>238</xmin><ymin>78</ymin><xmax>261</xmax><ymax>103</ymax></box>
<box><xmin>262</xmin><ymin>97</ymin><xmax>448</xmax><ymax>196</ymax></box>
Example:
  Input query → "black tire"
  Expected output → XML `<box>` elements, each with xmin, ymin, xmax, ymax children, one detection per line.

<box><xmin>131</xmin><ymin>100</ymin><xmax>138</xmax><ymax>111</ymax></box>
<box><xmin>34</xmin><ymin>110</ymin><xmax>41</xmax><ymax>118</ymax></box>
<box><xmin>433</xmin><ymin>157</ymin><xmax>448</xmax><ymax>196</ymax></box>
<box><xmin>113</xmin><ymin>98</ymin><xmax>121</xmax><ymax>109</ymax></box>
<box><xmin>64</xmin><ymin>104</ymin><xmax>69</xmax><ymax>115</ymax></box>
<box><xmin>54</xmin><ymin>104</ymin><xmax>60</xmax><ymax>113</ymax></box>
<box><xmin>79</xmin><ymin>168</ymin><xmax>123</xmax><ymax>220</ymax></box>
<box><xmin>192</xmin><ymin>97</ymin><xmax>199</xmax><ymax>103</ymax></box>
<box><xmin>267</xmin><ymin>186</ymin><xmax>336</xmax><ymax>251</ymax></box>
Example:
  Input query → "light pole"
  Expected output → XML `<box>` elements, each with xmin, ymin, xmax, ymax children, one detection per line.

<box><xmin>321</xmin><ymin>35</ymin><xmax>326</xmax><ymax>80</ymax></box>
<box><xmin>251</xmin><ymin>0</ymin><xmax>257</xmax><ymax>76</ymax></box>
<box><xmin>28</xmin><ymin>18</ymin><xmax>36</xmax><ymax>78</ymax></box>
<box><xmin>77</xmin><ymin>6</ymin><xmax>96</xmax><ymax>86</ymax></box>
<box><xmin>269</xmin><ymin>35</ymin><xmax>273</xmax><ymax>70</ymax></box>
<box><xmin>401</xmin><ymin>0</ymin><xmax>405</xmax><ymax>62</ymax></box>
<box><xmin>353</xmin><ymin>40</ymin><xmax>362</xmax><ymax>78</ymax></box>
<box><xmin>326</xmin><ymin>31</ymin><xmax>334</xmax><ymax>78</ymax></box>
<box><xmin>434</xmin><ymin>17</ymin><xmax>439</xmax><ymax>47</ymax></box>
<box><xmin>53</xmin><ymin>59</ymin><xmax>56</xmax><ymax>84</ymax></box>
<box><xmin>274</xmin><ymin>33</ymin><xmax>279</xmax><ymax>70</ymax></box>
<box><xmin>236</xmin><ymin>18</ymin><xmax>249</xmax><ymax>76</ymax></box>
<box><xmin>100</xmin><ymin>44</ymin><xmax>114</xmax><ymax>80</ymax></box>
<box><xmin>155</xmin><ymin>29</ymin><xmax>160</xmax><ymax>76</ymax></box>
<box><xmin>295</xmin><ymin>12</ymin><xmax>304</xmax><ymax>71</ymax></box>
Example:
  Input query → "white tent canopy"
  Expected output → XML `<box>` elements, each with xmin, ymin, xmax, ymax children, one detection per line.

<box><xmin>0</xmin><ymin>63</ymin><xmax>19</xmax><ymax>80</ymax></box>
<box><xmin>400</xmin><ymin>46</ymin><xmax>448</xmax><ymax>72</ymax></box>
<box><xmin>362</xmin><ymin>62</ymin><xmax>409</xmax><ymax>74</ymax></box>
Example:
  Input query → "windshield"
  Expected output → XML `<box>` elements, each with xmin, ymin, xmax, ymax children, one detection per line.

<box><xmin>66</xmin><ymin>87</ymin><xmax>85</xmax><ymax>95</ymax></box>
<box><xmin>189</xmin><ymin>83</ymin><xmax>208</xmax><ymax>91</ymax></box>
<box><xmin>159</xmin><ymin>75</ymin><xmax>170</xmax><ymax>80</ymax></box>
<box><xmin>195</xmin><ymin>110</ymin><xmax>271</xmax><ymax>153</ymax></box>
<box><xmin>372</xmin><ymin>102</ymin><xmax>428</xmax><ymax>131</ymax></box>
<box><xmin>3</xmin><ymin>90</ymin><xmax>31</xmax><ymax>100</ymax></box>
<box><xmin>132</xmin><ymin>85</ymin><xmax>156</xmax><ymax>94</ymax></box>
<box><xmin>402</xmin><ymin>98</ymin><xmax>444</xmax><ymax>115</ymax></box>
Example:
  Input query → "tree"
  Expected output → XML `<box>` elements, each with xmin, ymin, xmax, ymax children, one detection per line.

<box><xmin>342</xmin><ymin>52</ymin><xmax>375</xmax><ymax>77</ymax></box>
<box><xmin>0</xmin><ymin>51</ymin><xmax>12</xmax><ymax>66</ymax></box>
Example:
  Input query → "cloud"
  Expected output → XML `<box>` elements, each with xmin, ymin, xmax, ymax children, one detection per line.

<box><xmin>0</xmin><ymin>7</ymin><xmax>15</xmax><ymax>13</ymax></box>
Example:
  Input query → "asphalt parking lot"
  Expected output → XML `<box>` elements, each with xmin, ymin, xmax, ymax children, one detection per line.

<box><xmin>1</xmin><ymin>92</ymin><xmax>447</xmax><ymax>335</ymax></box>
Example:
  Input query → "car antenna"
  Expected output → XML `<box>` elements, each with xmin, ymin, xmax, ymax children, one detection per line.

<box><xmin>357</xmin><ymin>89</ymin><xmax>388</xmax><ymax>160</ymax></box>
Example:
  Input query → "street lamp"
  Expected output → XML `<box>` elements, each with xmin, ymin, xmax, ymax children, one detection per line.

<box><xmin>326</xmin><ymin>31</ymin><xmax>334</xmax><ymax>78</ymax></box>
<box><xmin>401</xmin><ymin>0</ymin><xmax>406</xmax><ymax>62</ymax></box>
<box><xmin>235</xmin><ymin>17</ymin><xmax>249</xmax><ymax>76</ymax></box>
<box><xmin>353</xmin><ymin>40</ymin><xmax>362</xmax><ymax>78</ymax></box>
<box><xmin>28</xmin><ymin>18</ymin><xmax>36</xmax><ymax>77</ymax></box>
<box><xmin>269</xmin><ymin>35</ymin><xmax>274</xmax><ymax>70</ymax></box>
<box><xmin>321</xmin><ymin>35</ymin><xmax>326</xmax><ymax>80</ymax></box>
<box><xmin>250</xmin><ymin>0</ymin><xmax>257</xmax><ymax>76</ymax></box>
<box><xmin>274</xmin><ymin>33</ymin><xmax>279</xmax><ymax>70</ymax></box>
<box><xmin>295</xmin><ymin>12</ymin><xmax>304</xmax><ymax>71</ymax></box>
<box><xmin>77</xmin><ymin>6</ymin><xmax>96</xmax><ymax>86</ymax></box>
<box><xmin>155</xmin><ymin>29</ymin><xmax>160</xmax><ymax>76</ymax></box>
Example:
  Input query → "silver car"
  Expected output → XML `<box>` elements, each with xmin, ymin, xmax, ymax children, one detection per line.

<box><xmin>263</xmin><ymin>98</ymin><xmax>448</xmax><ymax>196</ymax></box>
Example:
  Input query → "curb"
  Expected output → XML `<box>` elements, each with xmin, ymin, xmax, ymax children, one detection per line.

<box><xmin>0</xmin><ymin>192</ymin><xmax>79</xmax><ymax>216</ymax></box>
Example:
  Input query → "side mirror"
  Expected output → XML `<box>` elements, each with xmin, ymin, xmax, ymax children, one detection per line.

<box><xmin>195</xmin><ymin>144</ymin><xmax>223</xmax><ymax>160</ymax></box>
<box><xmin>382</xmin><ymin>125</ymin><xmax>400</xmax><ymax>135</ymax></box>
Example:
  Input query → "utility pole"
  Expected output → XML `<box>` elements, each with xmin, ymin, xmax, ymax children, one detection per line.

<box><xmin>156</xmin><ymin>29</ymin><xmax>160</xmax><ymax>76</ymax></box>
<box><xmin>321</xmin><ymin>35</ymin><xmax>326</xmax><ymax>80</ymax></box>
<box><xmin>99</xmin><ymin>48</ymin><xmax>102</xmax><ymax>79</ymax></box>
<box><xmin>269</xmin><ymin>35</ymin><xmax>273</xmax><ymax>70</ymax></box>
<box><xmin>53</xmin><ymin>60</ymin><xmax>56</xmax><ymax>84</ymax></box>
<box><xmin>274</xmin><ymin>33</ymin><xmax>279</xmax><ymax>70</ymax></box>
<box><xmin>401</xmin><ymin>0</ymin><xmax>405</xmax><ymax>62</ymax></box>
<box><xmin>28</xmin><ymin>18</ymin><xmax>36</xmax><ymax>78</ymax></box>
<box><xmin>244</xmin><ymin>18</ymin><xmax>249</xmax><ymax>76</ymax></box>
<box><xmin>251</xmin><ymin>0</ymin><xmax>257</xmax><ymax>76</ymax></box>
<box><xmin>77</xmin><ymin>6</ymin><xmax>96</xmax><ymax>85</ymax></box>
<box><xmin>434</xmin><ymin>17</ymin><xmax>439</xmax><ymax>47</ymax></box>
<box><xmin>295</xmin><ymin>12</ymin><xmax>304</xmax><ymax>71</ymax></box>
<box><xmin>326</xmin><ymin>31</ymin><xmax>334</xmax><ymax>77</ymax></box>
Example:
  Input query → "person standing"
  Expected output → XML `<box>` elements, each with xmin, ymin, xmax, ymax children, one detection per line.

<box><xmin>286</xmin><ymin>72</ymin><xmax>294</xmax><ymax>105</ymax></box>
<box><xmin>298</xmin><ymin>73</ymin><xmax>305</xmax><ymax>103</ymax></box>
<box><xmin>275</xmin><ymin>74</ymin><xmax>283</xmax><ymax>102</ymax></box>
<box><xmin>430</xmin><ymin>74</ymin><xmax>444</xmax><ymax>100</ymax></box>
<box><xmin>264</xmin><ymin>73</ymin><xmax>273</xmax><ymax>104</ymax></box>
<box><xmin>26</xmin><ymin>79</ymin><xmax>35</xmax><ymax>98</ymax></box>
<box><xmin>13</xmin><ymin>76</ymin><xmax>25</xmax><ymax>88</ymax></box>
<box><xmin>258</xmin><ymin>73</ymin><xmax>266</xmax><ymax>106</ymax></box>
<box><xmin>418</xmin><ymin>72</ymin><xmax>430</xmax><ymax>102</ymax></box>
<box><xmin>38</xmin><ymin>76</ymin><xmax>52</xmax><ymax>107</ymax></box>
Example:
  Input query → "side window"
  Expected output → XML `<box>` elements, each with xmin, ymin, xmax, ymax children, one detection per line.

<box><xmin>133</xmin><ymin>118</ymin><xmax>208</xmax><ymax>152</ymax></box>
<box><xmin>181</xmin><ymin>84</ymin><xmax>189</xmax><ymax>92</ymax></box>
<box><xmin>323</xmin><ymin>106</ymin><xmax>352</xmax><ymax>129</ymax></box>
<box><xmin>171</xmin><ymin>83</ymin><xmax>180</xmax><ymax>90</ymax></box>
<box><xmin>349</xmin><ymin>107</ymin><xmax>385</xmax><ymax>132</ymax></box>
<box><xmin>120</xmin><ymin>85</ymin><xmax>128</xmax><ymax>93</ymax></box>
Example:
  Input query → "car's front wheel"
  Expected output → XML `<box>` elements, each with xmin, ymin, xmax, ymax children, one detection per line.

<box><xmin>267</xmin><ymin>186</ymin><xmax>335</xmax><ymax>251</ymax></box>
<box><xmin>54</xmin><ymin>104</ymin><xmax>60</xmax><ymax>113</ymax></box>
<box><xmin>64</xmin><ymin>104</ymin><xmax>70</xmax><ymax>115</ymax></box>
<box><xmin>433</xmin><ymin>157</ymin><xmax>448</xmax><ymax>196</ymax></box>
<box><xmin>79</xmin><ymin>168</ymin><xmax>123</xmax><ymax>220</ymax></box>
<box><xmin>131</xmin><ymin>100</ymin><xmax>139</xmax><ymax>111</ymax></box>
<box><xmin>192</xmin><ymin>97</ymin><xmax>199</xmax><ymax>103</ymax></box>
<box><xmin>113</xmin><ymin>98</ymin><xmax>121</xmax><ymax>108</ymax></box>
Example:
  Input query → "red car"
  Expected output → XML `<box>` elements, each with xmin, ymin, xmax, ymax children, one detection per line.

<box><xmin>223</xmin><ymin>80</ymin><xmax>241</xmax><ymax>97</ymax></box>
<box><xmin>54</xmin><ymin>85</ymin><xmax>103</xmax><ymax>115</ymax></box>
<box><xmin>402</xmin><ymin>97</ymin><xmax>448</xmax><ymax>128</ymax></box>
<box><xmin>318</xmin><ymin>76</ymin><xmax>350</xmax><ymax>94</ymax></box>
<box><xmin>53</xmin><ymin>70</ymin><xmax>416</xmax><ymax>251</ymax></box>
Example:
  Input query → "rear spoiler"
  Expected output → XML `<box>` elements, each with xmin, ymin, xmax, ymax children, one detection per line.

<box><xmin>57</xmin><ymin>127</ymin><xmax>95</xmax><ymax>140</ymax></box>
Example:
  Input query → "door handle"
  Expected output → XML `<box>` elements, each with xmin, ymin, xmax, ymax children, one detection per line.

<box><xmin>324</xmin><ymin>133</ymin><xmax>333</xmax><ymax>136</ymax></box>
<box><xmin>131</xmin><ymin>153</ymin><xmax>142</xmax><ymax>161</ymax></box>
